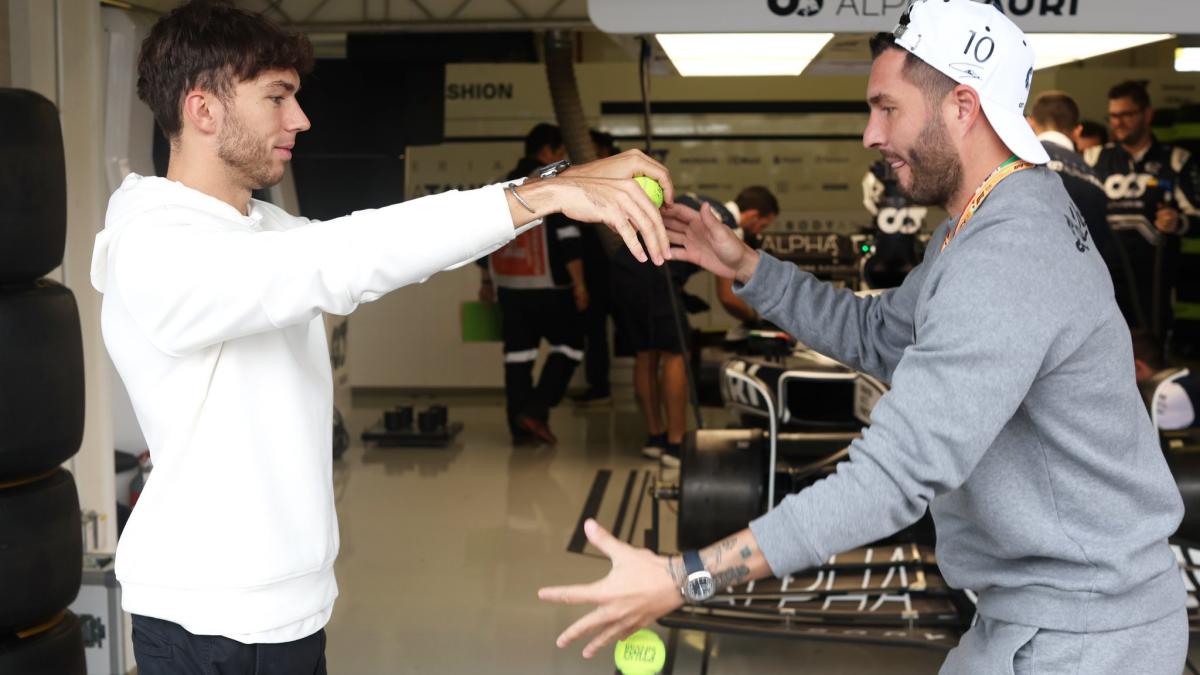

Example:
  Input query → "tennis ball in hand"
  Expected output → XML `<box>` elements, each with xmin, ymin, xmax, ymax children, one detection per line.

<box><xmin>614</xmin><ymin>629</ymin><xmax>667</xmax><ymax>675</ymax></box>
<box><xmin>634</xmin><ymin>176</ymin><xmax>664</xmax><ymax>209</ymax></box>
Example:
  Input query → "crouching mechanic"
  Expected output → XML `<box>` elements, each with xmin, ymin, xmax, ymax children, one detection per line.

<box><xmin>89</xmin><ymin>2</ymin><xmax>672</xmax><ymax>673</ymax></box>
<box><xmin>538</xmin><ymin>2</ymin><xmax>1187</xmax><ymax>673</ymax></box>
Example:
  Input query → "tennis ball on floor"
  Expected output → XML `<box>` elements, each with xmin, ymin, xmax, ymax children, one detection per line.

<box><xmin>614</xmin><ymin>629</ymin><xmax>667</xmax><ymax>675</ymax></box>
<box><xmin>634</xmin><ymin>176</ymin><xmax>664</xmax><ymax>208</ymax></box>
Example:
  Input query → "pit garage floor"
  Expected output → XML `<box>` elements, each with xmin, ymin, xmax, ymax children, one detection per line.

<box><xmin>327</xmin><ymin>388</ymin><xmax>1199</xmax><ymax>674</ymax></box>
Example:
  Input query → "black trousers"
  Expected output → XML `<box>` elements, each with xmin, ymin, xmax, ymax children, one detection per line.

<box><xmin>132</xmin><ymin>614</ymin><xmax>327</xmax><ymax>675</ymax></box>
<box><xmin>581</xmin><ymin>240</ymin><xmax>612</xmax><ymax>393</ymax></box>
<box><xmin>499</xmin><ymin>287</ymin><xmax>583</xmax><ymax>434</ymax></box>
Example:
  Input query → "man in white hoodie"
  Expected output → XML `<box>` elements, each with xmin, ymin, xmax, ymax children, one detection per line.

<box><xmin>90</xmin><ymin>1</ymin><xmax>673</xmax><ymax>673</ymax></box>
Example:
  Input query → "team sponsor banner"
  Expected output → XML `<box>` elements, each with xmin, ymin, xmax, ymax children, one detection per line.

<box><xmin>589</xmin><ymin>0</ymin><xmax>1196</xmax><ymax>34</ymax></box>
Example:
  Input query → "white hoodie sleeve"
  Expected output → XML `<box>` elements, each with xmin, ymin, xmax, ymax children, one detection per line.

<box><xmin>104</xmin><ymin>184</ymin><xmax>519</xmax><ymax>356</ymax></box>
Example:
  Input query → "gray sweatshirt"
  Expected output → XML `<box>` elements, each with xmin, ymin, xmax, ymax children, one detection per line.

<box><xmin>738</xmin><ymin>167</ymin><xmax>1185</xmax><ymax>632</ymax></box>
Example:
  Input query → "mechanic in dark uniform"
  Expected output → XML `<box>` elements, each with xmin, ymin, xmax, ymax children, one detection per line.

<box><xmin>862</xmin><ymin>159</ymin><xmax>927</xmax><ymax>289</ymax></box>
<box><xmin>612</xmin><ymin>193</ymin><xmax>737</xmax><ymax>465</ymax></box>
<box><xmin>1027</xmin><ymin>91</ymin><xmax>1118</xmax><ymax>284</ymax></box>
<box><xmin>1084</xmin><ymin>81</ymin><xmax>1200</xmax><ymax>346</ymax></box>
<box><xmin>714</xmin><ymin>186</ymin><xmax>780</xmax><ymax>323</ymax></box>
<box><xmin>479</xmin><ymin>124</ymin><xmax>586</xmax><ymax>444</ymax></box>
<box><xmin>571</xmin><ymin>129</ymin><xmax>620</xmax><ymax>406</ymax></box>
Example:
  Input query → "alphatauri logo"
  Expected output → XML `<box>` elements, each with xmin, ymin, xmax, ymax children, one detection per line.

<box><xmin>768</xmin><ymin>0</ymin><xmax>824</xmax><ymax>17</ymax></box>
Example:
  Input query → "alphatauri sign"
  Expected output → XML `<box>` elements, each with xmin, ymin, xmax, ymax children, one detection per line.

<box><xmin>588</xmin><ymin>0</ymin><xmax>1195</xmax><ymax>34</ymax></box>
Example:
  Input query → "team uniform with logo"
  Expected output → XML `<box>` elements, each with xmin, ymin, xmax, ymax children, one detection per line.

<box><xmin>1084</xmin><ymin>137</ymin><xmax>1200</xmax><ymax>339</ymax></box>
<box><xmin>862</xmin><ymin>159</ymin><xmax>928</xmax><ymax>288</ymax></box>
<box><xmin>485</xmin><ymin>158</ymin><xmax>585</xmax><ymax>436</ymax></box>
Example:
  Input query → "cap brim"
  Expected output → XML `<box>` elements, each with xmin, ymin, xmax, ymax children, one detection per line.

<box><xmin>980</xmin><ymin>96</ymin><xmax>1050</xmax><ymax>165</ymax></box>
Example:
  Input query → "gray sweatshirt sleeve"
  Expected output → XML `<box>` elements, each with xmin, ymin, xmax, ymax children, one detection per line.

<box><xmin>734</xmin><ymin>252</ymin><xmax>923</xmax><ymax>382</ymax></box>
<box><xmin>743</xmin><ymin>225</ymin><xmax>1078</xmax><ymax>577</ymax></box>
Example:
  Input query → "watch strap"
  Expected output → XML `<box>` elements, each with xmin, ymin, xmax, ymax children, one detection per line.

<box><xmin>683</xmin><ymin>549</ymin><xmax>704</xmax><ymax>576</ymax></box>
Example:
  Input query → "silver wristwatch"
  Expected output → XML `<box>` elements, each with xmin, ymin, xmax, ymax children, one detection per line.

<box><xmin>536</xmin><ymin>159</ymin><xmax>571</xmax><ymax>180</ymax></box>
<box><xmin>680</xmin><ymin>549</ymin><xmax>715</xmax><ymax>603</ymax></box>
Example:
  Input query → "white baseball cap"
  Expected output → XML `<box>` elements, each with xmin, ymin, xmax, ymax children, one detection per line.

<box><xmin>893</xmin><ymin>0</ymin><xmax>1049</xmax><ymax>165</ymax></box>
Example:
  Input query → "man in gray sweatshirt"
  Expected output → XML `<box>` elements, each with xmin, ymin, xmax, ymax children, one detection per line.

<box><xmin>539</xmin><ymin>1</ymin><xmax>1188</xmax><ymax>672</ymax></box>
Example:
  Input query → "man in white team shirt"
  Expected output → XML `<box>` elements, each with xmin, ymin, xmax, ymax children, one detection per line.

<box><xmin>89</xmin><ymin>1</ymin><xmax>673</xmax><ymax>672</ymax></box>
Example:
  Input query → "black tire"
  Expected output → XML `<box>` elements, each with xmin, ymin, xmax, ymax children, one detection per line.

<box><xmin>678</xmin><ymin>429</ymin><xmax>766</xmax><ymax>551</ymax></box>
<box><xmin>0</xmin><ymin>469</ymin><xmax>82</xmax><ymax>631</ymax></box>
<box><xmin>0</xmin><ymin>611</ymin><xmax>86</xmax><ymax>675</ymax></box>
<box><xmin>0</xmin><ymin>280</ymin><xmax>85</xmax><ymax>480</ymax></box>
<box><xmin>0</xmin><ymin>89</ymin><xmax>67</xmax><ymax>283</ymax></box>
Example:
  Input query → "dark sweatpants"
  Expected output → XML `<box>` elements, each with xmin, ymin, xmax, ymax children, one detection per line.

<box><xmin>499</xmin><ymin>287</ymin><xmax>583</xmax><ymax>435</ymax></box>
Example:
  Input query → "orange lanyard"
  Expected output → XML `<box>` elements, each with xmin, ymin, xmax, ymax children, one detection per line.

<box><xmin>941</xmin><ymin>157</ymin><xmax>1034</xmax><ymax>252</ymax></box>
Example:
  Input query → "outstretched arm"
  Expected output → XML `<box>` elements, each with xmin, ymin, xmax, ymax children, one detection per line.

<box><xmin>538</xmin><ymin>521</ymin><xmax>770</xmax><ymax>659</ymax></box>
<box><xmin>665</xmin><ymin>201</ymin><xmax>921</xmax><ymax>381</ymax></box>
<box><xmin>101</xmin><ymin>150</ymin><xmax>676</xmax><ymax>357</ymax></box>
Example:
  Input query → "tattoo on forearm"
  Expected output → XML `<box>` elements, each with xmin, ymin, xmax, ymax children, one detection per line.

<box><xmin>712</xmin><ymin>565</ymin><xmax>751</xmax><ymax>589</ymax></box>
<box><xmin>702</xmin><ymin>535</ymin><xmax>740</xmax><ymax>571</ymax></box>
<box><xmin>740</xmin><ymin>546</ymin><xmax>752</xmax><ymax>560</ymax></box>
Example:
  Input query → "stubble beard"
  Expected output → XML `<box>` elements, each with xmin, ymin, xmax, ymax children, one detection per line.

<box><xmin>217</xmin><ymin>107</ymin><xmax>283</xmax><ymax>191</ymax></box>
<box><xmin>899</xmin><ymin>114</ymin><xmax>963</xmax><ymax>208</ymax></box>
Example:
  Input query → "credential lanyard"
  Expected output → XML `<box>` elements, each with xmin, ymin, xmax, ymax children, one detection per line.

<box><xmin>941</xmin><ymin>156</ymin><xmax>1034</xmax><ymax>252</ymax></box>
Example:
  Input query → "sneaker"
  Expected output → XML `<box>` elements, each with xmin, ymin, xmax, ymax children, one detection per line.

<box><xmin>660</xmin><ymin>442</ymin><xmax>681</xmax><ymax>468</ymax></box>
<box><xmin>641</xmin><ymin>433</ymin><xmax>667</xmax><ymax>459</ymax></box>
<box><xmin>516</xmin><ymin>415</ymin><xmax>557</xmax><ymax>444</ymax></box>
<box><xmin>572</xmin><ymin>388</ymin><xmax>613</xmax><ymax>406</ymax></box>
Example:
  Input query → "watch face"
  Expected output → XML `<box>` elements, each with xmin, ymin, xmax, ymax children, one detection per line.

<box><xmin>540</xmin><ymin>160</ymin><xmax>570</xmax><ymax>178</ymax></box>
<box><xmin>686</xmin><ymin>574</ymin><xmax>714</xmax><ymax>601</ymax></box>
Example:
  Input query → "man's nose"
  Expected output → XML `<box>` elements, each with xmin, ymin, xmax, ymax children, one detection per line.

<box><xmin>863</xmin><ymin>114</ymin><xmax>884</xmax><ymax>150</ymax></box>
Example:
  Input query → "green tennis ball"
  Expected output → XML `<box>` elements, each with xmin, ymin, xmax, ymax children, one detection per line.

<box><xmin>635</xmin><ymin>176</ymin><xmax>664</xmax><ymax>209</ymax></box>
<box><xmin>614</xmin><ymin>629</ymin><xmax>666</xmax><ymax>675</ymax></box>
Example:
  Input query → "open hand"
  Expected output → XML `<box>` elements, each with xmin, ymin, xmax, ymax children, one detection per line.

<box><xmin>538</xmin><ymin>519</ymin><xmax>683</xmax><ymax>659</ymax></box>
<box><xmin>664</xmin><ymin>201</ymin><xmax>759</xmax><ymax>283</ymax></box>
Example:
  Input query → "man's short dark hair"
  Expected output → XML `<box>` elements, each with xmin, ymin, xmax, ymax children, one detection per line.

<box><xmin>868</xmin><ymin>32</ymin><xmax>957</xmax><ymax>106</ymax></box>
<box><xmin>590</xmin><ymin>129</ymin><xmax>617</xmax><ymax>155</ymax></box>
<box><xmin>1108</xmin><ymin>80</ymin><xmax>1151</xmax><ymax>110</ymax></box>
<box><xmin>137</xmin><ymin>0</ymin><xmax>314</xmax><ymax>139</ymax></box>
<box><xmin>1078</xmin><ymin>120</ymin><xmax>1108</xmax><ymax>144</ymax></box>
<box><xmin>1031</xmin><ymin>91</ymin><xmax>1080</xmax><ymax>132</ymax></box>
<box><xmin>524</xmin><ymin>123</ymin><xmax>563</xmax><ymax>158</ymax></box>
<box><xmin>734</xmin><ymin>186</ymin><xmax>780</xmax><ymax>217</ymax></box>
<box><xmin>1131</xmin><ymin>329</ymin><xmax>1164</xmax><ymax>369</ymax></box>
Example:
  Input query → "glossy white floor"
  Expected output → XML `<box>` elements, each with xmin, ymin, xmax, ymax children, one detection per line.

<box><xmin>326</xmin><ymin>389</ymin><xmax>948</xmax><ymax>674</ymax></box>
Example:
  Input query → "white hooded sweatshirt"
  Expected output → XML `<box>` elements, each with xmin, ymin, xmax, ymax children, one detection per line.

<box><xmin>91</xmin><ymin>174</ymin><xmax>524</xmax><ymax>643</ymax></box>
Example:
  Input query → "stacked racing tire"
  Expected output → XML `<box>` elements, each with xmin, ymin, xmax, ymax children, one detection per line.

<box><xmin>0</xmin><ymin>88</ymin><xmax>87</xmax><ymax>674</ymax></box>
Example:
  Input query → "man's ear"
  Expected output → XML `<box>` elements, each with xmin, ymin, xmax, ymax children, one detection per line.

<box><xmin>950</xmin><ymin>84</ymin><xmax>983</xmax><ymax>126</ymax></box>
<box><xmin>181</xmin><ymin>89</ymin><xmax>221</xmax><ymax>137</ymax></box>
